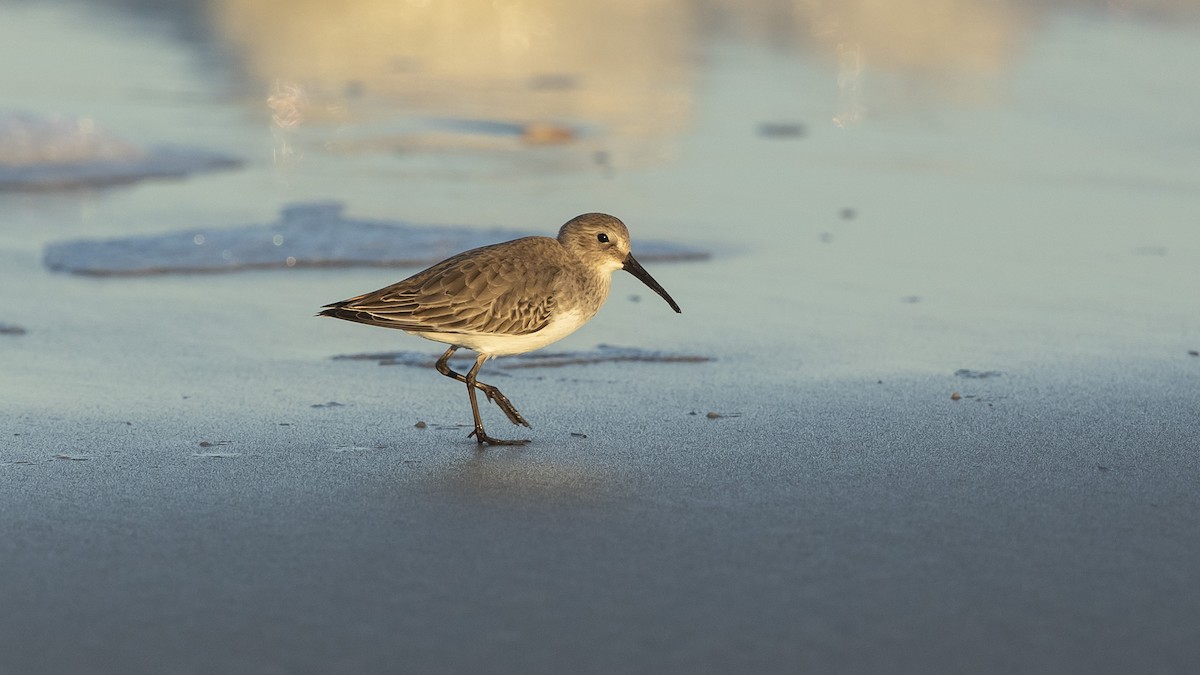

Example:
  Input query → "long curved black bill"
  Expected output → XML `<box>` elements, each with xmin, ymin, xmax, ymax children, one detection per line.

<box><xmin>623</xmin><ymin>253</ymin><xmax>681</xmax><ymax>313</ymax></box>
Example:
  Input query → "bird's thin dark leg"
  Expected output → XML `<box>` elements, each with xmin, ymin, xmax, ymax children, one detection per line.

<box><xmin>434</xmin><ymin>346</ymin><xmax>530</xmax><ymax>427</ymax></box>
<box><xmin>464</xmin><ymin>353</ymin><xmax>529</xmax><ymax>446</ymax></box>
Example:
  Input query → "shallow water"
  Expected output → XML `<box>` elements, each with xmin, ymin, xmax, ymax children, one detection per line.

<box><xmin>43</xmin><ymin>201</ymin><xmax>709</xmax><ymax>275</ymax></box>
<box><xmin>2</xmin><ymin>1</ymin><xmax>1199</xmax><ymax>673</ymax></box>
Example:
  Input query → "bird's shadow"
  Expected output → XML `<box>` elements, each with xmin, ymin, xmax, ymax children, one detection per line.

<box><xmin>427</xmin><ymin>443</ymin><xmax>621</xmax><ymax>505</ymax></box>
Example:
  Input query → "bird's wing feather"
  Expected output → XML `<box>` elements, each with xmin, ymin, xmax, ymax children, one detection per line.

<box><xmin>322</xmin><ymin>238</ymin><xmax>564</xmax><ymax>336</ymax></box>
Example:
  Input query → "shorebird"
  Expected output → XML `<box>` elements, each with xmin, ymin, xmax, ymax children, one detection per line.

<box><xmin>319</xmin><ymin>213</ymin><xmax>681</xmax><ymax>445</ymax></box>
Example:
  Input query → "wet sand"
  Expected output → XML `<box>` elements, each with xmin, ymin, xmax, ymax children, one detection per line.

<box><xmin>3</xmin><ymin>2</ymin><xmax>1200</xmax><ymax>674</ymax></box>
<box><xmin>4</xmin><ymin>353</ymin><xmax>1199</xmax><ymax>674</ymax></box>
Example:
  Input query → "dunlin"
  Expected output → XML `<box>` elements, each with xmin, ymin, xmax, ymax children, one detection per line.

<box><xmin>319</xmin><ymin>213</ymin><xmax>681</xmax><ymax>445</ymax></box>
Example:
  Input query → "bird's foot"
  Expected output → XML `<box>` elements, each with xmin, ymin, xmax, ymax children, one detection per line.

<box><xmin>469</xmin><ymin>428</ymin><xmax>530</xmax><ymax>446</ymax></box>
<box><xmin>480</xmin><ymin>385</ymin><xmax>531</xmax><ymax>428</ymax></box>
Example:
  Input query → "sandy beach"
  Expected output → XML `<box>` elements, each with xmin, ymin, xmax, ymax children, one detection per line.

<box><xmin>2</xmin><ymin>1</ymin><xmax>1199</xmax><ymax>673</ymax></box>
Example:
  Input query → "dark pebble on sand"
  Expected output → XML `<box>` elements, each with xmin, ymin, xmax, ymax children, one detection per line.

<box><xmin>758</xmin><ymin>122</ymin><xmax>806</xmax><ymax>138</ymax></box>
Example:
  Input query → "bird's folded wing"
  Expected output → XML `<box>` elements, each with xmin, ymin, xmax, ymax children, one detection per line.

<box><xmin>331</xmin><ymin>247</ymin><xmax>561</xmax><ymax>336</ymax></box>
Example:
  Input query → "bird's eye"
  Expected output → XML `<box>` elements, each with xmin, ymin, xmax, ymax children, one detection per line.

<box><xmin>597</xmin><ymin>233</ymin><xmax>609</xmax><ymax>243</ymax></box>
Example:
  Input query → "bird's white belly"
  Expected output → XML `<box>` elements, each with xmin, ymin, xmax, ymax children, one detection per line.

<box><xmin>411</xmin><ymin>309</ymin><xmax>591</xmax><ymax>357</ymax></box>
